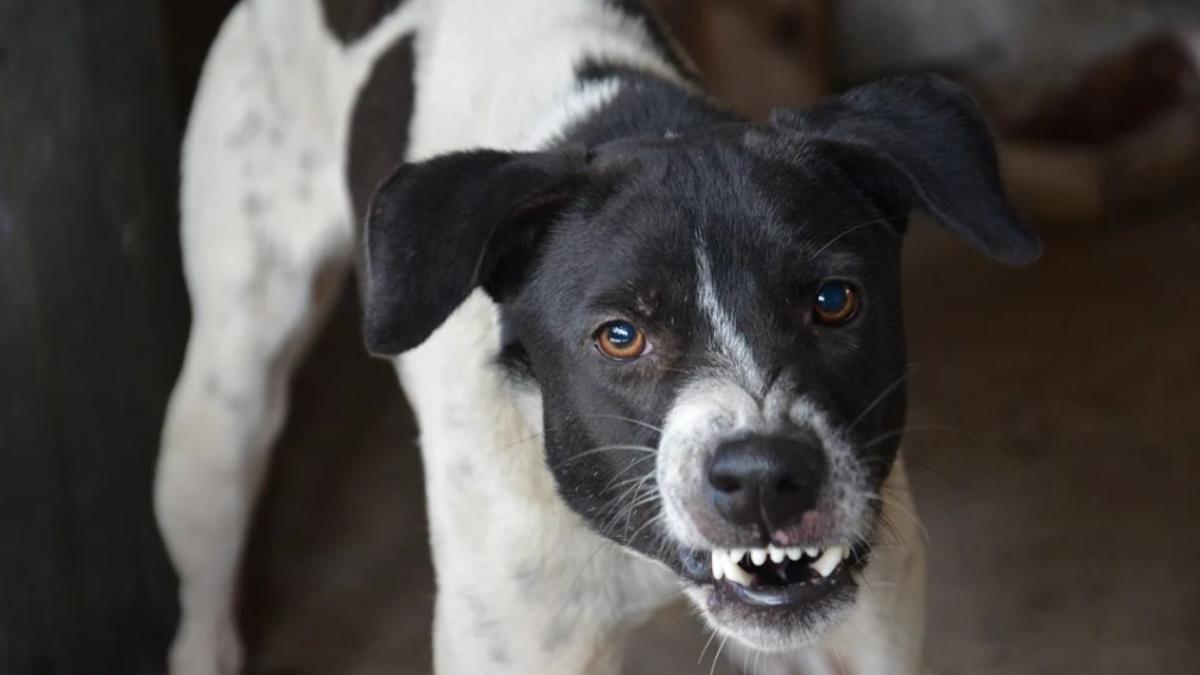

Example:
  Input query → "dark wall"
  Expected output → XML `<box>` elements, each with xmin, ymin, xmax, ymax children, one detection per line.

<box><xmin>0</xmin><ymin>1</ymin><xmax>234</xmax><ymax>672</ymax></box>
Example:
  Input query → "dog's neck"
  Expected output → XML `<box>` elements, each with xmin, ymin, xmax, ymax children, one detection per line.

<box><xmin>555</xmin><ymin>65</ymin><xmax>737</xmax><ymax>148</ymax></box>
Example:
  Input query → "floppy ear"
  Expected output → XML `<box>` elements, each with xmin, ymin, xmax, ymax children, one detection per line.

<box><xmin>770</xmin><ymin>74</ymin><xmax>1041</xmax><ymax>265</ymax></box>
<box><xmin>363</xmin><ymin>149</ymin><xmax>585</xmax><ymax>355</ymax></box>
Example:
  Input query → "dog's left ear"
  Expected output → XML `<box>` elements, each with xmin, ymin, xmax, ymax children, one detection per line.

<box><xmin>363</xmin><ymin>149</ymin><xmax>586</xmax><ymax>356</ymax></box>
<box><xmin>770</xmin><ymin>74</ymin><xmax>1041</xmax><ymax>265</ymax></box>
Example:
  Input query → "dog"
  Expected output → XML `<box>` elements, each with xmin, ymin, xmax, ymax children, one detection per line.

<box><xmin>155</xmin><ymin>0</ymin><xmax>1041</xmax><ymax>672</ymax></box>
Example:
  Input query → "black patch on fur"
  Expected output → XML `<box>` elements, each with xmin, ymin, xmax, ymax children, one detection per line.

<box><xmin>363</xmin><ymin>150</ymin><xmax>588</xmax><ymax>354</ymax></box>
<box><xmin>347</xmin><ymin>34</ymin><xmax>415</xmax><ymax>223</ymax></box>
<box><xmin>497</xmin><ymin>319</ymin><xmax>536</xmax><ymax>385</ymax></box>
<box><xmin>320</xmin><ymin>0</ymin><xmax>404</xmax><ymax>44</ymax></box>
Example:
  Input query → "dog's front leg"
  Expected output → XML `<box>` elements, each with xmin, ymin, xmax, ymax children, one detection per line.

<box><xmin>155</xmin><ymin>3</ymin><xmax>357</xmax><ymax>672</ymax></box>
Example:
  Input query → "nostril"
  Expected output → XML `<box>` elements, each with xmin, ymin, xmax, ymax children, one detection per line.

<box><xmin>710</xmin><ymin>474</ymin><xmax>742</xmax><ymax>494</ymax></box>
<box><xmin>775</xmin><ymin>477</ymin><xmax>801</xmax><ymax>493</ymax></box>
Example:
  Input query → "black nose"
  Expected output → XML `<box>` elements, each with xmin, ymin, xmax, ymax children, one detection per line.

<box><xmin>706</xmin><ymin>434</ymin><xmax>827</xmax><ymax>529</ymax></box>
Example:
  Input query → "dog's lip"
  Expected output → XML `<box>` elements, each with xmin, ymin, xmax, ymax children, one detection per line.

<box><xmin>720</xmin><ymin>568</ymin><xmax>850</xmax><ymax>607</ymax></box>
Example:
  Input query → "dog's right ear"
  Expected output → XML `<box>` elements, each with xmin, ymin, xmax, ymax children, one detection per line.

<box><xmin>363</xmin><ymin>149</ymin><xmax>586</xmax><ymax>356</ymax></box>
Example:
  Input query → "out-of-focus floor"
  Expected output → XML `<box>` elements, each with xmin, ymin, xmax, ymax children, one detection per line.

<box><xmin>241</xmin><ymin>198</ymin><xmax>1200</xmax><ymax>674</ymax></box>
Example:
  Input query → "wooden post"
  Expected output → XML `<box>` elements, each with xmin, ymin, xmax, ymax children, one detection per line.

<box><xmin>0</xmin><ymin>1</ymin><xmax>192</xmax><ymax>671</ymax></box>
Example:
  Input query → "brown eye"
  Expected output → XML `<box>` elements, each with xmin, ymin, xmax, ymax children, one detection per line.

<box><xmin>813</xmin><ymin>281</ymin><xmax>859</xmax><ymax>326</ymax></box>
<box><xmin>595</xmin><ymin>320</ymin><xmax>648</xmax><ymax>360</ymax></box>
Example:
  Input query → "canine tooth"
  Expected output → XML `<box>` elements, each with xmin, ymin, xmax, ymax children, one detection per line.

<box><xmin>810</xmin><ymin>546</ymin><xmax>844</xmax><ymax>578</ymax></box>
<box><xmin>750</xmin><ymin>549</ymin><xmax>767</xmax><ymax>566</ymax></box>
<box><xmin>843</xmin><ymin>547</ymin><xmax>852</xmax><ymax>560</ymax></box>
<box><xmin>768</xmin><ymin>546</ymin><xmax>786</xmax><ymax>564</ymax></box>
<box><xmin>785</xmin><ymin>547</ymin><xmax>803</xmax><ymax>561</ymax></box>
<box><xmin>723</xmin><ymin>555</ymin><xmax>754</xmax><ymax>586</ymax></box>
<box><xmin>712</xmin><ymin>550</ymin><xmax>725</xmax><ymax>580</ymax></box>
<box><xmin>804</xmin><ymin>547</ymin><xmax>819</xmax><ymax>558</ymax></box>
<box><xmin>729</xmin><ymin>548</ymin><xmax>745</xmax><ymax>564</ymax></box>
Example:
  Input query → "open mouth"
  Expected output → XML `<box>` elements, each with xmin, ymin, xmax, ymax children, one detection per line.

<box><xmin>704</xmin><ymin>544</ymin><xmax>859</xmax><ymax>607</ymax></box>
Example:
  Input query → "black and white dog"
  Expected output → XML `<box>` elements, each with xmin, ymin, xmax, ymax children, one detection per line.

<box><xmin>155</xmin><ymin>0</ymin><xmax>1040</xmax><ymax>673</ymax></box>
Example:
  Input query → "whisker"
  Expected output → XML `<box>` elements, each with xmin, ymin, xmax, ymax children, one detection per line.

<box><xmin>808</xmin><ymin>215</ymin><xmax>905</xmax><ymax>260</ymax></box>
<box><xmin>623</xmin><ymin>511</ymin><xmax>664</xmax><ymax>547</ymax></box>
<box><xmin>849</xmin><ymin>367</ymin><xmax>913</xmax><ymax>430</ymax></box>
<box><xmin>578</xmin><ymin>413</ymin><xmax>664</xmax><ymax>434</ymax></box>
<box><xmin>860</xmin><ymin>424</ymin><xmax>963</xmax><ymax>449</ymax></box>
<box><xmin>621</xmin><ymin>486</ymin><xmax>661</xmax><ymax>532</ymax></box>
<box><xmin>867</xmin><ymin>493</ymin><xmax>930</xmax><ymax>543</ymax></box>
<box><xmin>564</xmin><ymin>444</ymin><xmax>656</xmax><ymax>463</ymax></box>
<box><xmin>602</xmin><ymin>458</ymin><xmax>658</xmax><ymax>492</ymax></box>
<box><xmin>697</xmin><ymin>629</ymin><xmax>719</xmax><ymax>666</ymax></box>
<box><xmin>497</xmin><ymin>429</ymin><xmax>544</xmax><ymax>450</ymax></box>
<box><xmin>895</xmin><ymin>455</ymin><xmax>964</xmax><ymax>490</ymax></box>
<box><xmin>601</xmin><ymin>474</ymin><xmax>657</xmax><ymax>534</ymax></box>
<box><xmin>710</xmin><ymin>636</ymin><xmax>730</xmax><ymax>675</ymax></box>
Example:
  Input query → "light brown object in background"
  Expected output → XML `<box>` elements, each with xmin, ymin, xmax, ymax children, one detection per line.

<box><xmin>655</xmin><ymin>3</ymin><xmax>1199</xmax><ymax>229</ymax></box>
<box><xmin>993</xmin><ymin>31</ymin><xmax>1200</xmax><ymax>228</ymax></box>
<box><xmin>1000</xmin><ymin>105</ymin><xmax>1200</xmax><ymax>229</ymax></box>
<box><xmin>649</xmin><ymin>0</ymin><xmax>829</xmax><ymax>116</ymax></box>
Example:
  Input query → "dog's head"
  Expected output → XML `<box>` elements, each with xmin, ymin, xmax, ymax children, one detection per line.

<box><xmin>363</xmin><ymin>75</ymin><xmax>1039</xmax><ymax>650</ymax></box>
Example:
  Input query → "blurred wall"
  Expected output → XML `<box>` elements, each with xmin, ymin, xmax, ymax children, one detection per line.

<box><xmin>0</xmin><ymin>0</ymin><xmax>232</xmax><ymax>671</ymax></box>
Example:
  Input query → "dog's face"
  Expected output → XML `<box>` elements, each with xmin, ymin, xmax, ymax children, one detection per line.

<box><xmin>364</xmin><ymin>75</ymin><xmax>1039</xmax><ymax>650</ymax></box>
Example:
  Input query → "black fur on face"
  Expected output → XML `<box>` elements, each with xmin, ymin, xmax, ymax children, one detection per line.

<box><xmin>501</xmin><ymin>132</ymin><xmax>913</xmax><ymax>544</ymax></box>
<box><xmin>364</xmin><ymin>73</ymin><xmax>1039</xmax><ymax>645</ymax></box>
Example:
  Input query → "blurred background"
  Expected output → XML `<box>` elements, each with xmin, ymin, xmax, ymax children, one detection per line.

<box><xmin>1</xmin><ymin>1</ymin><xmax>1197</xmax><ymax>673</ymax></box>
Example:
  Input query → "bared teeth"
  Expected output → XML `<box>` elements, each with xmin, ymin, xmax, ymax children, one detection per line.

<box><xmin>809</xmin><ymin>546</ymin><xmax>845</xmax><ymax>578</ymax></box>
<box><xmin>723</xmin><ymin>551</ymin><xmax>753</xmax><ymax>585</ymax></box>
<box><xmin>768</xmin><ymin>545</ymin><xmax>786</xmax><ymax>564</ymax></box>
<box><xmin>710</xmin><ymin>544</ymin><xmax>853</xmax><ymax>585</ymax></box>
<box><xmin>709</xmin><ymin>549</ymin><xmax>752</xmax><ymax>585</ymax></box>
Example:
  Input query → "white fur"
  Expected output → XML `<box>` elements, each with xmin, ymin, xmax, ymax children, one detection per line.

<box><xmin>695</xmin><ymin>237</ymin><xmax>768</xmax><ymax>392</ymax></box>
<box><xmin>657</xmin><ymin>374</ymin><xmax>910</xmax><ymax>656</ymax></box>
<box><xmin>658</xmin><ymin>377</ymin><xmax>875</xmax><ymax>551</ymax></box>
<box><xmin>157</xmin><ymin>0</ymin><xmax>924</xmax><ymax>672</ymax></box>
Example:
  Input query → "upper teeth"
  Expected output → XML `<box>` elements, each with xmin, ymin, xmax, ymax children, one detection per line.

<box><xmin>768</xmin><ymin>546</ymin><xmax>786</xmax><ymax>563</ymax></box>
<box><xmin>710</xmin><ymin>545</ymin><xmax>851</xmax><ymax>586</ymax></box>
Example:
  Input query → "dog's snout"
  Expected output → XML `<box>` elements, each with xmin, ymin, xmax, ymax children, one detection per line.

<box><xmin>706</xmin><ymin>434</ymin><xmax>826</xmax><ymax>529</ymax></box>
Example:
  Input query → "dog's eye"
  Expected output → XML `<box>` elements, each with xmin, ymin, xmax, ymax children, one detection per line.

<box><xmin>813</xmin><ymin>281</ymin><xmax>859</xmax><ymax>326</ymax></box>
<box><xmin>595</xmin><ymin>320</ymin><xmax>649</xmax><ymax>360</ymax></box>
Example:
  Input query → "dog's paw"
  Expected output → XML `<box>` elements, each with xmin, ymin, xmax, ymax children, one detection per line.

<box><xmin>168</xmin><ymin>615</ymin><xmax>243</xmax><ymax>675</ymax></box>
